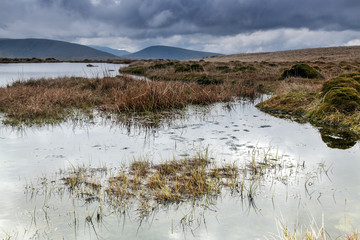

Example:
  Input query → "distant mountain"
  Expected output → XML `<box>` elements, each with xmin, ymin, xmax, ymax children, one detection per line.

<box><xmin>123</xmin><ymin>45</ymin><xmax>222</xmax><ymax>60</ymax></box>
<box><xmin>88</xmin><ymin>45</ymin><xmax>130</xmax><ymax>57</ymax></box>
<box><xmin>0</xmin><ymin>38</ymin><xmax>119</xmax><ymax>60</ymax></box>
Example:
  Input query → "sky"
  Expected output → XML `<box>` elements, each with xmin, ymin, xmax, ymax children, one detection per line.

<box><xmin>0</xmin><ymin>0</ymin><xmax>360</xmax><ymax>54</ymax></box>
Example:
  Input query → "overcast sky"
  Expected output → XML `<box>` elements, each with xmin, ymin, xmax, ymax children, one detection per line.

<box><xmin>0</xmin><ymin>0</ymin><xmax>359</xmax><ymax>54</ymax></box>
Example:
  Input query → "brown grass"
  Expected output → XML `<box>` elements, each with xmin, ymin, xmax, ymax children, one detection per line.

<box><xmin>0</xmin><ymin>75</ymin><xmax>255</xmax><ymax>126</ymax></box>
<box><xmin>120</xmin><ymin>56</ymin><xmax>360</xmax><ymax>97</ymax></box>
<box><xmin>205</xmin><ymin>46</ymin><xmax>360</xmax><ymax>63</ymax></box>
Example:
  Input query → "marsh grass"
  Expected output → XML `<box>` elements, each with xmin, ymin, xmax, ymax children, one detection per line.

<box><xmin>274</xmin><ymin>218</ymin><xmax>359</xmax><ymax>240</ymax></box>
<box><xmin>21</xmin><ymin>148</ymin><xmax>346</xmax><ymax>239</ymax></box>
<box><xmin>0</xmin><ymin>75</ymin><xmax>255</xmax><ymax>126</ymax></box>
<box><xmin>25</xmin><ymin>147</ymin><xmax>304</xmax><ymax>224</ymax></box>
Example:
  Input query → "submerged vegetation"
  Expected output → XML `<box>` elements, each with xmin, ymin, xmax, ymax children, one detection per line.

<box><xmin>26</xmin><ymin>147</ymin><xmax>304</xmax><ymax>223</ymax></box>
<box><xmin>23</xmin><ymin>147</ymin><xmax>358</xmax><ymax>239</ymax></box>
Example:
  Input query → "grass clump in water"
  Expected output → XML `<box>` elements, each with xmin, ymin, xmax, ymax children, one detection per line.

<box><xmin>28</xmin><ymin>147</ymin><xmax>297</xmax><ymax>220</ymax></box>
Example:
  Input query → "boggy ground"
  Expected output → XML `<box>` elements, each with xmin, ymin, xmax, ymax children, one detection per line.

<box><xmin>120</xmin><ymin>52</ymin><xmax>359</xmax><ymax>93</ymax></box>
<box><xmin>1</xmin><ymin>46</ymin><xmax>359</xmax><ymax>127</ymax></box>
<box><xmin>119</xmin><ymin>46</ymin><xmax>360</xmax><ymax>136</ymax></box>
<box><xmin>0</xmin><ymin>75</ymin><xmax>255</xmax><ymax>126</ymax></box>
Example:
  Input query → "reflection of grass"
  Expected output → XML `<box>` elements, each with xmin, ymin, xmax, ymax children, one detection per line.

<box><xmin>25</xmin><ymin>147</ymin><xmax>302</xmax><ymax>222</ymax></box>
<box><xmin>0</xmin><ymin>76</ymin><xmax>255</xmax><ymax>126</ymax></box>
<box><xmin>20</xmin><ymin>147</ymin><xmax>346</xmax><ymax>239</ymax></box>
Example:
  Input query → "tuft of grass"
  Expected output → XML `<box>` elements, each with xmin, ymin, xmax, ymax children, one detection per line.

<box><xmin>40</xmin><ymin>147</ymin><xmax>298</xmax><ymax>218</ymax></box>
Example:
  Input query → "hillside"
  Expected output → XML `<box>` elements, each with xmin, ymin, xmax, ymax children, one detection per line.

<box><xmin>88</xmin><ymin>45</ymin><xmax>130</xmax><ymax>57</ymax></box>
<box><xmin>206</xmin><ymin>46</ymin><xmax>360</xmax><ymax>63</ymax></box>
<box><xmin>123</xmin><ymin>45</ymin><xmax>222</xmax><ymax>60</ymax></box>
<box><xmin>0</xmin><ymin>38</ymin><xmax>119</xmax><ymax>60</ymax></box>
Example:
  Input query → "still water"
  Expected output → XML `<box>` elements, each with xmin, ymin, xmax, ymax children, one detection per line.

<box><xmin>0</xmin><ymin>97</ymin><xmax>359</xmax><ymax>239</ymax></box>
<box><xmin>0</xmin><ymin>62</ymin><xmax>125</xmax><ymax>86</ymax></box>
<box><xmin>0</xmin><ymin>63</ymin><xmax>359</xmax><ymax>239</ymax></box>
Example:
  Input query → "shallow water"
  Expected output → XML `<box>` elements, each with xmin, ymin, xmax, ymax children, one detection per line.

<box><xmin>0</xmin><ymin>96</ymin><xmax>359</xmax><ymax>239</ymax></box>
<box><xmin>0</xmin><ymin>62</ymin><xmax>126</xmax><ymax>86</ymax></box>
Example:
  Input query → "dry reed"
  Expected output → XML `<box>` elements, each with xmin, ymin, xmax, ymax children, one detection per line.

<box><xmin>0</xmin><ymin>75</ymin><xmax>255</xmax><ymax>125</ymax></box>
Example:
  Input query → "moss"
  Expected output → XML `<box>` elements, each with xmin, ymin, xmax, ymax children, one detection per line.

<box><xmin>322</xmin><ymin>77</ymin><xmax>360</xmax><ymax>95</ymax></box>
<box><xmin>322</xmin><ymin>87</ymin><xmax>360</xmax><ymax>113</ymax></box>
<box><xmin>257</xmin><ymin>72</ymin><xmax>360</xmax><ymax>138</ymax></box>
<box><xmin>318</xmin><ymin>127</ymin><xmax>357</xmax><ymax>149</ymax></box>
<box><xmin>256</xmin><ymin>92</ymin><xmax>317</xmax><ymax>115</ymax></box>
<box><xmin>338</xmin><ymin>72</ymin><xmax>360</xmax><ymax>82</ymax></box>
<box><xmin>280</xmin><ymin>63</ymin><xmax>321</xmax><ymax>79</ymax></box>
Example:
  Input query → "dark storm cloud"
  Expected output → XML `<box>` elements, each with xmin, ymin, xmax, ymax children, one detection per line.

<box><xmin>30</xmin><ymin>0</ymin><xmax>360</xmax><ymax>38</ymax></box>
<box><xmin>7</xmin><ymin>0</ymin><xmax>356</xmax><ymax>39</ymax></box>
<box><xmin>0</xmin><ymin>0</ymin><xmax>359</xmax><ymax>53</ymax></box>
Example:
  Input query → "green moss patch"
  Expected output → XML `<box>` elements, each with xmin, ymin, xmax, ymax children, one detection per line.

<box><xmin>322</xmin><ymin>77</ymin><xmax>360</xmax><ymax>95</ymax></box>
<box><xmin>280</xmin><ymin>63</ymin><xmax>321</xmax><ymax>80</ymax></box>
<box><xmin>322</xmin><ymin>87</ymin><xmax>360</xmax><ymax>113</ymax></box>
<box><xmin>256</xmin><ymin>92</ymin><xmax>317</xmax><ymax>115</ymax></box>
<box><xmin>257</xmin><ymin>72</ymin><xmax>360</xmax><ymax>137</ymax></box>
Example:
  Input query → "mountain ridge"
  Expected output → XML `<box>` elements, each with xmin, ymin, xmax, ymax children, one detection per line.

<box><xmin>88</xmin><ymin>45</ymin><xmax>130</xmax><ymax>57</ymax></box>
<box><xmin>0</xmin><ymin>38</ymin><xmax>119</xmax><ymax>60</ymax></box>
<box><xmin>123</xmin><ymin>45</ymin><xmax>222</xmax><ymax>60</ymax></box>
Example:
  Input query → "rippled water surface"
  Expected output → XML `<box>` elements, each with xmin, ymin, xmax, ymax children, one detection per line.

<box><xmin>0</xmin><ymin>95</ymin><xmax>359</xmax><ymax>239</ymax></box>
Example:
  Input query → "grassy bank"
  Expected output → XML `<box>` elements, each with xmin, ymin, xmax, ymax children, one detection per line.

<box><xmin>257</xmin><ymin>72</ymin><xmax>360</xmax><ymax>134</ymax></box>
<box><xmin>0</xmin><ymin>75</ymin><xmax>255</xmax><ymax>126</ymax></box>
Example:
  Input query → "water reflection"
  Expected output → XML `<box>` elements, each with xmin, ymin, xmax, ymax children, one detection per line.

<box><xmin>318</xmin><ymin>126</ymin><xmax>358</xmax><ymax>149</ymax></box>
<box><xmin>259</xmin><ymin>111</ymin><xmax>359</xmax><ymax>150</ymax></box>
<box><xmin>1</xmin><ymin>99</ymin><xmax>360</xmax><ymax>239</ymax></box>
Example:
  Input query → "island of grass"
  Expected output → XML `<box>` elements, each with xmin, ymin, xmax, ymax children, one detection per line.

<box><xmin>0</xmin><ymin>75</ymin><xmax>255</xmax><ymax>126</ymax></box>
<box><xmin>257</xmin><ymin>72</ymin><xmax>360</xmax><ymax>134</ymax></box>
